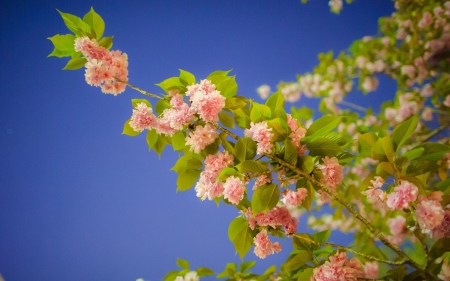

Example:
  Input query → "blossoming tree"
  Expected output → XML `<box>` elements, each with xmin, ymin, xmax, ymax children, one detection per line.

<box><xmin>48</xmin><ymin>1</ymin><xmax>450</xmax><ymax>280</ymax></box>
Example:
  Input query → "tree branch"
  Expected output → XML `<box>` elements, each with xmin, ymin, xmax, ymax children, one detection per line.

<box><xmin>115</xmin><ymin>78</ymin><xmax>164</xmax><ymax>100</ymax></box>
<box><xmin>293</xmin><ymin>234</ymin><xmax>407</xmax><ymax>265</ymax></box>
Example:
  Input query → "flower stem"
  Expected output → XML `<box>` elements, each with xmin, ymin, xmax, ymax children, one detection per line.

<box><xmin>115</xmin><ymin>78</ymin><xmax>164</xmax><ymax>100</ymax></box>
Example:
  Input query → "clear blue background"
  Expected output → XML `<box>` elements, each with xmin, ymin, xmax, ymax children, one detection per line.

<box><xmin>0</xmin><ymin>1</ymin><xmax>395</xmax><ymax>280</ymax></box>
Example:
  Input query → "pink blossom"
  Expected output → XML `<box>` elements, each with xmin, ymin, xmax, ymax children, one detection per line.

<box><xmin>444</xmin><ymin>95</ymin><xmax>450</xmax><ymax>107</ymax></box>
<box><xmin>329</xmin><ymin>0</ymin><xmax>343</xmax><ymax>13</ymax></box>
<box><xmin>361</xmin><ymin>77</ymin><xmax>379</xmax><ymax>92</ymax></box>
<box><xmin>223</xmin><ymin>176</ymin><xmax>245</xmax><ymax>204</ymax></box>
<box><xmin>74</xmin><ymin>37</ymin><xmax>128</xmax><ymax>95</ymax></box>
<box><xmin>416</xmin><ymin>198</ymin><xmax>444</xmax><ymax>232</ymax></box>
<box><xmin>253</xmin><ymin>174</ymin><xmax>271</xmax><ymax>190</ymax></box>
<box><xmin>386</xmin><ymin>181</ymin><xmax>418</xmax><ymax>210</ymax></box>
<box><xmin>421</xmin><ymin>84</ymin><xmax>434</xmax><ymax>97</ymax></box>
<box><xmin>185</xmin><ymin>124</ymin><xmax>218</xmax><ymax>154</ymax></box>
<box><xmin>439</xmin><ymin>259</ymin><xmax>450</xmax><ymax>281</ymax></box>
<box><xmin>186</xmin><ymin>79</ymin><xmax>225</xmax><ymax>122</ymax></box>
<box><xmin>195</xmin><ymin>152</ymin><xmax>233</xmax><ymax>201</ymax></box>
<box><xmin>129</xmin><ymin>103</ymin><xmax>158</xmax><ymax>132</ymax></box>
<box><xmin>282</xmin><ymin>188</ymin><xmax>308</xmax><ymax>207</ymax></box>
<box><xmin>418</xmin><ymin>11</ymin><xmax>434</xmax><ymax>28</ymax></box>
<box><xmin>161</xmin><ymin>95</ymin><xmax>195</xmax><ymax>131</ymax></box>
<box><xmin>245</xmin><ymin>122</ymin><xmax>274</xmax><ymax>154</ymax></box>
<box><xmin>362</xmin><ymin>176</ymin><xmax>386</xmax><ymax>207</ymax></box>
<box><xmin>287</xmin><ymin>114</ymin><xmax>307</xmax><ymax>155</ymax></box>
<box><xmin>401</xmin><ymin>65</ymin><xmax>416</xmax><ymax>79</ymax></box>
<box><xmin>431</xmin><ymin>210</ymin><xmax>450</xmax><ymax>239</ymax></box>
<box><xmin>255</xmin><ymin>206</ymin><xmax>298</xmax><ymax>234</ymax></box>
<box><xmin>311</xmin><ymin>251</ymin><xmax>364</xmax><ymax>281</ymax></box>
<box><xmin>422</xmin><ymin>107</ymin><xmax>433</xmax><ymax>121</ymax></box>
<box><xmin>364</xmin><ymin>262</ymin><xmax>379</xmax><ymax>279</ymax></box>
<box><xmin>318</xmin><ymin>156</ymin><xmax>344</xmax><ymax>190</ymax></box>
<box><xmin>253</xmin><ymin>230</ymin><xmax>282</xmax><ymax>259</ymax></box>
<box><xmin>387</xmin><ymin>215</ymin><xmax>407</xmax><ymax>245</ymax></box>
<box><xmin>257</xmin><ymin>84</ymin><xmax>271</xmax><ymax>99</ymax></box>
<box><xmin>281</xmin><ymin>83</ymin><xmax>301</xmax><ymax>103</ymax></box>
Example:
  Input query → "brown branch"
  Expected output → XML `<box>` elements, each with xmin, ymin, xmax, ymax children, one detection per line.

<box><xmin>114</xmin><ymin>78</ymin><xmax>164</xmax><ymax>100</ymax></box>
<box><xmin>293</xmin><ymin>234</ymin><xmax>407</xmax><ymax>266</ymax></box>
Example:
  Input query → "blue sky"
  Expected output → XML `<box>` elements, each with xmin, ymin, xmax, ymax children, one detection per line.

<box><xmin>0</xmin><ymin>1</ymin><xmax>395</xmax><ymax>280</ymax></box>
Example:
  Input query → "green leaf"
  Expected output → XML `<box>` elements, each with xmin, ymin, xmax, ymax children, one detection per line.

<box><xmin>415</xmin><ymin>143</ymin><xmax>450</xmax><ymax>161</ymax></box>
<box><xmin>122</xmin><ymin>119</ymin><xmax>141</xmax><ymax>136</ymax></box>
<box><xmin>179</xmin><ymin>69</ymin><xmax>196</xmax><ymax>85</ymax></box>
<box><xmin>225</xmin><ymin>96</ymin><xmax>248</xmax><ymax>110</ymax></box>
<box><xmin>403</xmin><ymin>147</ymin><xmax>425</xmax><ymax>161</ymax></box>
<box><xmin>228</xmin><ymin>217</ymin><xmax>248</xmax><ymax>241</ymax></box>
<box><xmin>47</xmin><ymin>34</ymin><xmax>76</xmax><ymax>52</ymax></box>
<box><xmin>236</xmin><ymin>160</ymin><xmax>269</xmax><ymax>173</ymax></box>
<box><xmin>252</xmin><ymin>183</ymin><xmax>280</xmax><ymax>214</ymax></box>
<box><xmin>306</xmin><ymin>116</ymin><xmax>341</xmax><ymax>137</ymax></box>
<box><xmin>232</xmin><ymin>107</ymin><xmax>251</xmax><ymax>129</ymax></box>
<box><xmin>171</xmin><ymin>155</ymin><xmax>203</xmax><ymax>174</ymax></box>
<box><xmin>240</xmin><ymin>261</ymin><xmax>256</xmax><ymax>273</ymax></box>
<box><xmin>296</xmin><ymin>156</ymin><xmax>314</xmax><ymax>174</ymax></box>
<box><xmin>217</xmin><ymin>167</ymin><xmax>240</xmax><ymax>181</ymax></box>
<box><xmin>267</xmin><ymin>118</ymin><xmax>291</xmax><ymax>142</ymax></box>
<box><xmin>153</xmin><ymin>135</ymin><xmax>168</xmax><ymax>157</ymax></box>
<box><xmin>284</xmin><ymin>251</ymin><xmax>313</xmax><ymax>272</ymax></box>
<box><xmin>234</xmin><ymin>137</ymin><xmax>257</xmax><ymax>163</ymax></box>
<box><xmin>57</xmin><ymin>9</ymin><xmax>92</xmax><ymax>37</ymax></box>
<box><xmin>250</xmin><ymin>103</ymin><xmax>271</xmax><ymax>122</ymax></box>
<box><xmin>228</xmin><ymin>217</ymin><xmax>252</xmax><ymax>259</ymax></box>
<box><xmin>216</xmin><ymin>263</ymin><xmax>237</xmax><ymax>279</ymax></box>
<box><xmin>176</xmin><ymin>258</ymin><xmax>189</xmax><ymax>270</ymax></box>
<box><xmin>83</xmin><ymin>7</ymin><xmax>105</xmax><ymax>40</ymax></box>
<box><xmin>176</xmin><ymin>169</ymin><xmax>201</xmax><ymax>191</ymax></box>
<box><xmin>358</xmin><ymin>132</ymin><xmax>377</xmax><ymax>157</ymax></box>
<box><xmin>219</xmin><ymin>112</ymin><xmax>235</xmax><ymax>129</ymax></box>
<box><xmin>312</xmin><ymin>229</ymin><xmax>331</xmax><ymax>243</ymax></box>
<box><xmin>207</xmin><ymin>69</ymin><xmax>232</xmax><ymax>79</ymax></box>
<box><xmin>265</xmin><ymin>91</ymin><xmax>285</xmax><ymax>115</ymax></box>
<box><xmin>293</xmin><ymin>233</ymin><xmax>313</xmax><ymax>251</ymax></box>
<box><xmin>300</xmin><ymin>182</ymin><xmax>314</xmax><ymax>212</ymax></box>
<box><xmin>219</xmin><ymin>132</ymin><xmax>235</xmax><ymax>155</ymax></box>
<box><xmin>172</xmin><ymin>131</ymin><xmax>186</xmax><ymax>151</ymax></box>
<box><xmin>195</xmin><ymin>267</ymin><xmax>214</xmax><ymax>277</ymax></box>
<box><xmin>155</xmin><ymin>77</ymin><xmax>184</xmax><ymax>93</ymax></box>
<box><xmin>132</xmin><ymin>99</ymin><xmax>151</xmax><ymax>108</ymax></box>
<box><xmin>307</xmin><ymin>138</ymin><xmax>342</xmax><ymax>157</ymax></box>
<box><xmin>377</xmin><ymin>162</ymin><xmax>396</xmax><ymax>176</ymax></box>
<box><xmin>296</xmin><ymin>268</ymin><xmax>314</xmax><ymax>281</ymax></box>
<box><xmin>62</xmin><ymin>57</ymin><xmax>86</xmax><ymax>70</ymax></box>
<box><xmin>47</xmin><ymin>48</ymin><xmax>75</xmax><ymax>58</ymax></box>
<box><xmin>392</xmin><ymin>116</ymin><xmax>418</xmax><ymax>152</ymax></box>
<box><xmin>372</xmin><ymin>136</ymin><xmax>393</xmax><ymax>162</ymax></box>
<box><xmin>146</xmin><ymin>129</ymin><xmax>158</xmax><ymax>151</ymax></box>
<box><xmin>283</xmin><ymin>139</ymin><xmax>298</xmax><ymax>166</ymax></box>
<box><xmin>164</xmin><ymin>270</ymin><xmax>180</xmax><ymax>281</ymax></box>
<box><xmin>155</xmin><ymin>99</ymin><xmax>170</xmax><ymax>115</ymax></box>
<box><xmin>436</xmin><ymin>179</ymin><xmax>450</xmax><ymax>195</ymax></box>
<box><xmin>291</xmin><ymin>106</ymin><xmax>313</xmax><ymax>121</ymax></box>
<box><xmin>98</xmin><ymin>36</ymin><xmax>113</xmax><ymax>49</ymax></box>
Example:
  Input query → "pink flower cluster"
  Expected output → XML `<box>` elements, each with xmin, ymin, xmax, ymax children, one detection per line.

<box><xmin>364</xmin><ymin>262</ymin><xmax>379</xmax><ymax>279</ymax></box>
<box><xmin>223</xmin><ymin>176</ymin><xmax>246</xmax><ymax>204</ymax></box>
<box><xmin>129</xmin><ymin>94</ymin><xmax>195</xmax><ymax>136</ymax></box>
<box><xmin>386</xmin><ymin>181</ymin><xmax>418</xmax><ymax>210</ymax></box>
<box><xmin>362</xmin><ymin>176</ymin><xmax>386</xmax><ymax>209</ymax></box>
<box><xmin>253</xmin><ymin>229</ymin><xmax>282</xmax><ymax>259</ymax></box>
<box><xmin>280</xmin><ymin>83</ymin><xmax>301</xmax><ymax>103</ymax></box>
<box><xmin>195</xmin><ymin>151</ymin><xmax>234</xmax><ymax>201</ymax></box>
<box><xmin>74</xmin><ymin>37</ymin><xmax>128</xmax><ymax>95</ymax></box>
<box><xmin>185</xmin><ymin>124</ymin><xmax>219</xmax><ymax>153</ymax></box>
<box><xmin>253</xmin><ymin>173</ymin><xmax>271</xmax><ymax>190</ymax></box>
<box><xmin>311</xmin><ymin>251</ymin><xmax>365</xmax><ymax>281</ymax></box>
<box><xmin>186</xmin><ymin>79</ymin><xmax>225</xmax><ymax>123</ymax></box>
<box><xmin>281</xmin><ymin>188</ymin><xmax>308</xmax><ymax>207</ymax></box>
<box><xmin>287</xmin><ymin>114</ymin><xmax>307</xmax><ymax>156</ymax></box>
<box><xmin>244</xmin><ymin>206</ymin><xmax>298</xmax><ymax>235</ymax></box>
<box><xmin>245</xmin><ymin>122</ymin><xmax>274</xmax><ymax>154</ymax></box>
<box><xmin>415</xmin><ymin>198</ymin><xmax>444</xmax><ymax>233</ymax></box>
<box><xmin>431</xmin><ymin>210</ymin><xmax>450</xmax><ymax>239</ymax></box>
<box><xmin>318</xmin><ymin>157</ymin><xmax>344</xmax><ymax>202</ymax></box>
<box><xmin>387</xmin><ymin>215</ymin><xmax>408</xmax><ymax>245</ymax></box>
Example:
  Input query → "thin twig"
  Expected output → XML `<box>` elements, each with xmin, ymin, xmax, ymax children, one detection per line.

<box><xmin>420</xmin><ymin>125</ymin><xmax>449</xmax><ymax>143</ymax></box>
<box><xmin>115</xmin><ymin>77</ymin><xmax>164</xmax><ymax>100</ymax></box>
<box><xmin>338</xmin><ymin>100</ymin><xmax>368</xmax><ymax>112</ymax></box>
<box><xmin>210</xmin><ymin>122</ymin><xmax>239</xmax><ymax>140</ymax></box>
